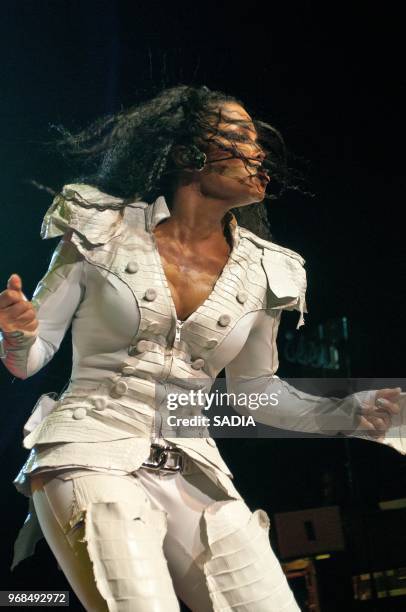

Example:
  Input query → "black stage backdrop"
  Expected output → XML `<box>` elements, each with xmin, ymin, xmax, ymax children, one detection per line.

<box><xmin>0</xmin><ymin>2</ymin><xmax>405</xmax><ymax>610</ymax></box>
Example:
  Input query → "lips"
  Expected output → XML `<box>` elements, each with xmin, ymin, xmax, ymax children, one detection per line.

<box><xmin>255</xmin><ymin>173</ymin><xmax>270</xmax><ymax>186</ymax></box>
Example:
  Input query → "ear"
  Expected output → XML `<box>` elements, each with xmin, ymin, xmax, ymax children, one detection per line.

<box><xmin>171</xmin><ymin>145</ymin><xmax>192</xmax><ymax>170</ymax></box>
<box><xmin>171</xmin><ymin>145</ymin><xmax>207</xmax><ymax>172</ymax></box>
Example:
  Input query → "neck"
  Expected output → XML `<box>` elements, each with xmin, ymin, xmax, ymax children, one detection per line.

<box><xmin>161</xmin><ymin>183</ymin><xmax>233</xmax><ymax>243</ymax></box>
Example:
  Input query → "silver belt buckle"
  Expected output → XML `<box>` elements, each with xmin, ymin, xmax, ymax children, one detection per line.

<box><xmin>142</xmin><ymin>443</ymin><xmax>184</xmax><ymax>473</ymax></box>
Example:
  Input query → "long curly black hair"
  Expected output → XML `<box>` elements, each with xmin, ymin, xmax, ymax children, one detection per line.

<box><xmin>51</xmin><ymin>85</ymin><xmax>309</xmax><ymax>240</ymax></box>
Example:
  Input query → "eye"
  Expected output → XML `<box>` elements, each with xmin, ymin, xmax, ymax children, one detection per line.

<box><xmin>222</xmin><ymin>132</ymin><xmax>251</xmax><ymax>143</ymax></box>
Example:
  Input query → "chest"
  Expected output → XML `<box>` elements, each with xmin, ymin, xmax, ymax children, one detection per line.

<box><xmin>153</xmin><ymin>234</ymin><xmax>232</xmax><ymax>322</ymax></box>
<box><xmin>73</xmin><ymin>230</ymin><xmax>268</xmax><ymax>366</ymax></box>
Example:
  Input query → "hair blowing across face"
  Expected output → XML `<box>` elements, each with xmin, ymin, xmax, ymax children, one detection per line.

<box><xmin>52</xmin><ymin>85</ymin><xmax>309</xmax><ymax>240</ymax></box>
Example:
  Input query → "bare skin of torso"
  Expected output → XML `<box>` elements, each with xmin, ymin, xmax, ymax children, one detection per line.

<box><xmin>152</xmin><ymin>219</ymin><xmax>232</xmax><ymax>322</ymax></box>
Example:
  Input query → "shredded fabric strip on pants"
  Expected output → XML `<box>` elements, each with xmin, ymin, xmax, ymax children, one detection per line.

<box><xmin>31</xmin><ymin>466</ymin><xmax>301</xmax><ymax>611</ymax></box>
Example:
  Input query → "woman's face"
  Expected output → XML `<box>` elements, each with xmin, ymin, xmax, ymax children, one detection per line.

<box><xmin>197</xmin><ymin>102</ymin><xmax>270</xmax><ymax>207</ymax></box>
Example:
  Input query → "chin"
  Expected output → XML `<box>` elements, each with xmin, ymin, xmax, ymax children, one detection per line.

<box><xmin>225</xmin><ymin>184</ymin><xmax>266</xmax><ymax>207</ymax></box>
<box><xmin>247</xmin><ymin>186</ymin><xmax>266</xmax><ymax>204</ymax></box>
<box><xmin>235</xmin><ymin>196</ymin><xmax>264</xmax><ymax>208</ymax></box>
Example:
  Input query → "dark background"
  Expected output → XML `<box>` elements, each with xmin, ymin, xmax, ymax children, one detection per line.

<box><xmin>0</xmin><ymin>1</ymin><xmax>405</xmax><ymax>609</ymax></box>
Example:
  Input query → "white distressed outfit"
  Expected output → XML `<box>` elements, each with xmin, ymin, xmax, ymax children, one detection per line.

<box><xmin>1</xmin><ymin>184</ymin><xmax>404</xmax><ymax>611</ymax></box>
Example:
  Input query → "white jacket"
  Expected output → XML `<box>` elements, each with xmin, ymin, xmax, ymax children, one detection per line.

<box><xmin>2</xmin><ymin>184</ymin><xmax>403</xmax><ymax>567</ymax></box>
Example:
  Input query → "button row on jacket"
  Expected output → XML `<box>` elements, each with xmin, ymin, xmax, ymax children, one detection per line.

<box><xmin>125</xmin><ymin>261</ymin><xmax>139</xmax><ymax>274</ymax></box>
<box><xmin>136</xmin><ymin>339</ymin><xmax>149</xmax><ymax>352</ymax></box>
<box><xmin>144</xmin><ymin>288</ymin><xmax>157</xmax><ymax>301</ymax></box>
<box><xmin>206</xmin><ymin>339</ymin><xmax>218</xmax><ymax>349</ymax></box>
<box><xmin>72</xmin><ymin>407</ymin><xmax>87</xmax><ymax>420</ymax></box>
<box><xmin>122</xmin><ymin>365</ymin><xmax>136</xmax><ymax>375</ymax></box>
<box><xmin>127</xmin><ymin>339</ymin><xmax>150</xmax><ymax>356</ymax></box>
<box><xmin>141</xmin><ymin>286</ymin><xmax>246</xmax><ymax>305</ymax></box>
<box><xmin>72</xmin><ymin>396</ymin><xmax>110</xmax><ymax>420</ymax></box>
<box><xmin>112</xmin><ymin>380</ymin><xmax>128</xmax><ymax>396</ymax></box>
<box><xmin>218</xmin><ymin>314</ymin><xmax>231</xmax><ymax>327</ymax></box>
<box><xmin>191</xmin><ymin>358</ymin><xmax>205</xmax><ymax>370</ymax></box>
<box><xmin>93</xmin><ymin>397</ymin><xmax>108</xmax><ymax>411</ymax></box>
<box><xmin>148</xmin><ymin>322</ymin><xmax>160</xmax><ymax>333</ymax></box>
<box><xmin>236</xmin><ymin>290</ymin><xmax>248</xmax><ymax>303</ymax></box>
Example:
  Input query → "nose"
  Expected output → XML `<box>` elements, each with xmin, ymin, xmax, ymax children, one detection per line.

<box><xmin>245</xmin><ymin>151</ymin><xmax>266</xmax><ymax>166</ymax></box>
<box><xmin>256</xmin><ymin>165</ymin><xmax>270</xmax><ymax>182</ymax></box>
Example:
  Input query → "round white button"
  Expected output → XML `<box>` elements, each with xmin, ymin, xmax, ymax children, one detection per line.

<box><xmin>148</xmin><ymin>322</ymin><xmax>160</xmax><ymax>333</ymax></box>
<box><xmin>237</xmin><ymin>290</ymin><xmax>248</xmax><ymax>303</ymax></box>
<box><xmin>113</xmin><ymin>381</ymin><xmax>128</xmax><ymax>396</ymax></box>
<box><xmin>125</xmin><ymin>261</ymin><xmax>139</xmax><ymax>274</ymax></box>
<box><xmin>144</xmin><ymin>288</ymin><xmax>157</xmax><ymax>301</ymax></box>
<box><xmin>206</xmin><ymin>339</ymin><xmax>218</xmax><ymax>349</ymax></box>
<box><xmin>218</xmin><ymin>314</ymin><xmax>231</xmax><ymax>327</ymax></box>
<box><xmin>191</xmin><ymin>358</ymin><xmax>205</xmax><ymax>370</ymax></box>
<box><xmin>93</xmin><ymin>397</ymin><xmax>107</xmax><ymax>411</ymax></box>
<box><xmin>122</xmin><ymin>365</ymin><xmax>136</xmax><ymax>376</ymax></box>
<box><xmin>73</xmin><ymin>407</ymin><xmax>87</xmax><ymax>420</ymax></box>
<box><xmin>136</xmin><ymin>340</ymin><xmax>149</xmax><ymax>352</ymax></box>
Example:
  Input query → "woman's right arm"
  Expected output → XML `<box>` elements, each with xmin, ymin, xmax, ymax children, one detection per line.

<box><xmin>0</xmin><ymin>236</ymin><xmax>85</xmax><ymax>379</ymax></box>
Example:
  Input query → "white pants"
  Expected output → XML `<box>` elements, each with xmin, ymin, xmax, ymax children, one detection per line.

<box><xmin>31</xmin><ymin>466</ymin><xmax>300</xmax><ymax>612</ymax></box>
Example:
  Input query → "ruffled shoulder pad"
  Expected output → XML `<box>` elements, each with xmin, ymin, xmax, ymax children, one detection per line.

<box><xmin>238</xmin><ymin>226</ymin><xmax>307</xmax><ymax>329</ymax></box>
<box><xmin>238</xmin><ymin>226</ymin><xmax>305</xmax><ymax>265</ymax></box>
<box><xmin>41</xmin><ymin>183</ymin><xmax>126</xmax><ymax>246</ymax></box>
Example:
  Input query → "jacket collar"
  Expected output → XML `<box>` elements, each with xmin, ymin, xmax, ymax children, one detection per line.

<box><xmin>145</xmin><ymin>195</ymin><xmax>171</xmax><ymax>231</ymax></box>
<box><xmin>145</xmin><ymin>195</ymin><xmax>240</xmax><ymax>247</ymax></box>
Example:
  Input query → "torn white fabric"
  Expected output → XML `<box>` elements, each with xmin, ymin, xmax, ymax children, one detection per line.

<box><xmin>203</xmin><ymin>500</ymin><xmax>300</xmax><ymax>611</ymax></box>
<box><xmin>28</xmin><ymin>466</ymin><xmax>301</xmax><ymax>611</ymax></box>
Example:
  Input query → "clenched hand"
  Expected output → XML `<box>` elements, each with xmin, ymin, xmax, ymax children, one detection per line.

<box><xmin>357</xmin><ymin>387</ymin><xmax>402</xmax><ymax>441</ymax></box>
<box><xmin>0</xmin><ymin>274</ymin><xmax>38</xmax><ymax>333</ymax></box>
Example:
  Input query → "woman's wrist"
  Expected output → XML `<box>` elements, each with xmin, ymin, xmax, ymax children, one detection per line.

<box><xmin>0</xmin><ymin>328</ymin><xmax>38</xmax><ymax>359</ymax></box>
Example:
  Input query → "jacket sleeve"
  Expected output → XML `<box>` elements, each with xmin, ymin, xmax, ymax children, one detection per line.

<box><xmin>225</xmin><ymin>309</ymin><xmax>362</xmax><ymax>436</ymax></box>
<box><xmin>1</xmin><ymin>182</ymin><xmax>125</xmax><ymax>380</ymax></box>
<box><xmin>0</xmin><ymin>237</ymin><xmax>85</xmax><ymax>379</ymax></box>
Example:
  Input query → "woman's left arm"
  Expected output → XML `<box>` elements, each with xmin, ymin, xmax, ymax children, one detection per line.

<box><xmin>225</xmin><ymin>309</ymin><xmax>404</xmax><ymax>452</ymax></box>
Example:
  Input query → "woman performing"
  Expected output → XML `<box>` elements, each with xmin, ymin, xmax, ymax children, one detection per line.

<box><xmin>0</xmin><ymin>85</ymin><xmax>403</xmax><ymax>611</ymax></box>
